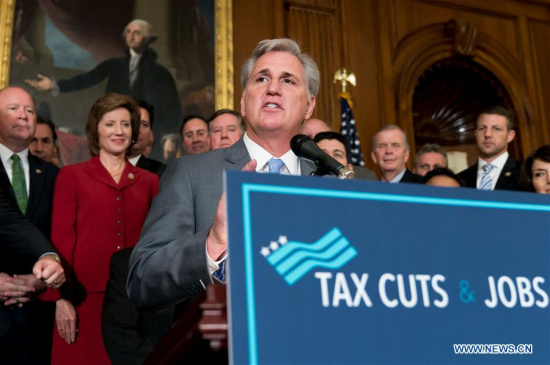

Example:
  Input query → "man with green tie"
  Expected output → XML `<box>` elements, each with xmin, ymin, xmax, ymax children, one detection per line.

<box><xmin>0</xmin><ymin>86</ymin><xmax>60</xmax><ymax>363</ymax></box>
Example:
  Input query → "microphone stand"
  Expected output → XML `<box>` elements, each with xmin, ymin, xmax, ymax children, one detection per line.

<box><xmin>310</xmin><ymin>167</ymin><xmax>355</xmax><ymax>180</ymax></box>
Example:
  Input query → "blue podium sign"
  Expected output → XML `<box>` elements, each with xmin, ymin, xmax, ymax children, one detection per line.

<box><xmin>225</xmin><ymin>171</ymin><xmax>550</xmax><ymax>365</ymax></box>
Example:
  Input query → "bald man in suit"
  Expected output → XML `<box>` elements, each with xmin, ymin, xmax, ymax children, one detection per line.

<box><xmin>0</xmin><ymin>170</ymin><xmax>64</xmax><ymax>364</ymax></box>
<box><xmin>0</xmin><ymin>86</ymin><xmax>60</xmax><ymax>364</ymax></box>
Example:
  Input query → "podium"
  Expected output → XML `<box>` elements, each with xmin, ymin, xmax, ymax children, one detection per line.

<box><xmin>149</xmin><ymin>171</ymin><xmax>550</xmax><ymax>364</ymax></box>
<box><xmin>144</xmin><ymin>284</ymin><xmax>228</xmax><ymax>364</ymax></box>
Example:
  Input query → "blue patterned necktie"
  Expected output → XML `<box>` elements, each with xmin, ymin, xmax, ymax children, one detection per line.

<box><xmin>213</xmin><ymin>258</ymin><xmax>227</xmax><ymax>283</ymax></box>
<box><xmin>11</xmin><ymin>154</ymin><xmax>28</xmax><ymax>213</ymax></box>
<box><xmin>478</xmin><ymin>164</ymin><xmax>495</xmax><ymax>191</ymax></box>
<box><xmin>267</xmin><ymin>158</ymin><xmax>285</xmax><ymax>174</ymax></box>
<box><xmin>213</xmin><ymin>159</ymin><xmax>285</xmax><ymax>283</ymax></box>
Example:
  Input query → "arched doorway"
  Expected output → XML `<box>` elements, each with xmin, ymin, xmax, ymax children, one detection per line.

<box><xmin>394</xmin><ymin>19</ymin><xmax>534</xmax><ymax>171</ymax></box>
<box><xmin>412</xmin><ymin>57</ymin><xmax>520</xmax><ymax>168</ymax></box>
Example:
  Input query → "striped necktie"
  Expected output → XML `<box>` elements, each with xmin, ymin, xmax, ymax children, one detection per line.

<box><xmin>11</xmin><ymin>154</ymin><xmax>28</xmax><ymax>213</ymax></box>
<box><xmin>478</xmin><ymin>164</ymin><xmax>495</xmax><ymax>191</ymax></box>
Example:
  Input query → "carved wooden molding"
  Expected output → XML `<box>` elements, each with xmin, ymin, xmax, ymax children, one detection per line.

<box><xmin>445</xmin><ymin>19</ymin><xmax>478</xmax><ymax>56</ymax></box>
<box><xmin>393</xmin><ymin>18</ymin><xmax>534</xmax><ymax>155</ymax></box>
<box><xmin>286</xmin><ymin>0</ymin><xmax>337</xmax><ymax>14</ymax></box>
<box><xmin>285</xmin><ymin>0</ymin><xmax>342</xmax><ymax>128</ymax></box>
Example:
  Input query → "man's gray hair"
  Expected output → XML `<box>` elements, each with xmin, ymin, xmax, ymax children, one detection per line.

<box><xmin>240</xmin><ymin>38</ymin><xmax>320</xmax><ymax>98</ymax></box>
<box><xmin>123</xmin><ymin>19</ymin><xmax>158</xmax><ymax>45</ymax></box>
<box><xmin>414</xmin><ymin>143</ymin><xmax>448</xmax><ymax>167</ymax></box>
<box><xmin>208</xmin><ymin>109</ymin><xmax>245</xmax><ymax>133</ymax></box>
<box><xmin>371</xmin><ymin>124</ymin><xmax>410</xmax><ymax>151</ymax></box>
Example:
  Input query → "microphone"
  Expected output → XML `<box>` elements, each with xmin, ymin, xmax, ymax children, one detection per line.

<box><xmin>290</xmin><ymin>134</ymin><xmax>355</xmax><ymax>179</ymax></box>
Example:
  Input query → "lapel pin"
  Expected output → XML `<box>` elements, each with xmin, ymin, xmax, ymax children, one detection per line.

<box><xmin>128</xmin><ymin>173</ymin><xmax>135</xmax><ymax>180</ymax></box>
<box><xmin>35</xmin><ymin>169</ymin><xmax>42</xmax><ymax>174</ymax></box>
<box><xmin>505</xmin><ymin>171</ymin><xmax>511</xmax><ymax>177</ymax></box>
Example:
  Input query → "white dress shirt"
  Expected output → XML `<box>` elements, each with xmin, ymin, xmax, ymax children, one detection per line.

<box><xmin>207</xmin><ymin>133</ymin><xmax>301</xmax><ymax>274</ymax></box>
<box><xmin>128</xmin><ymin>155</ymin><xmax>141</xmax><ymax>166</ymax></box>
<box><xmin>243</xmin><ymin>133</ymin><xmax>301</xmax><ymax>175</ymax></box>
<box><xmin>476</xmin><ymin>152</ymin><xmax>509</xmax><ymax>190</ymax></box>
<box><xmin>381</xmin><ymin>167</ymin><xmax>406</xmax><ymax>183</ymax></box>
<box><xmin>129</xmin><ymin>48</ymin><xmax>142</xmax><ymax>87</ymax></box>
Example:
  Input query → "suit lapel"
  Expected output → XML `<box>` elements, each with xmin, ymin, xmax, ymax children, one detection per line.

<box><xmin>299</xmin><ymin>158</ymin><xmax>316</xmax><ymax>176</ymax></box>
<box><xmin>0</xmin><ymin>162</ymin><xmax>16</xmax><ymax>204</ymax></box>
<box><xmin>223</xmin><ymin>138</ymin><xmax>251</xmax><ymax>169</ymax></box>
<box><xmin>136</xmin><ymin>155</ymin><xmax>151</xmax><ymax>170</ymax></box>
<box><xmin>27</xmin><ymin>155</ymin><xmax>46</xmax><ymax>219</ymax></box>
<box><xmin>117</xmin><ymin>164</ymin><xmax>142</xmax><ymax>189</ymax></box>
<box><xmin>495</xmin><ymin>157</ymin><xmax>517</xmax><ymax>190</ymax></box>
<box><xmin>226</xmin><ymin>137</ymin><xmax>317</xmax><ymax>176</ymax></box>
<box><xmin>464</xmin><ymin>163</ymin><xmax>478</xmax><ymax>188</ymax></box>
<box><xmin>84</xmin><ymin>156</ymin><xmax>139</xmax><ymax>190</ymax></box>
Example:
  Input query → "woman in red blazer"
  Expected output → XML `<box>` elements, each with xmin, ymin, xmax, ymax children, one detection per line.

<box><xmin>46</xmin><ymin>93</ymin><xmax>159</xmax><ymax>364</ymax></box>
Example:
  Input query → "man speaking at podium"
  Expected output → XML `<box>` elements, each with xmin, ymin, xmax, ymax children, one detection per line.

<box><xmin>128</xmin><ymin>39</ymin><xmax>319</xmax><ymax>309</ymax></box>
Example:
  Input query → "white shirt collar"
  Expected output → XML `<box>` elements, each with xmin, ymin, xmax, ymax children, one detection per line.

<box><xmin>242</xmin><ymin>133</ymin><xmax>300</xmax><ymax>175</ymax></box>
<box><xmin>0</xmin><ymin>143</ymin><xmax>29</xmax><ymax>167</ymax></box>
<box><xmin>476</xmin><ymin>151</ymin><xmax>509</xmax><ymax>190</ymax></box>
<box><xmin>381</xmin><ymin>167</ymin><xmax>406</xmax><ymax>183</ymax></box>
<box><xmin>128</xmin><ymin>154</ymin><xmax>141</xmax><ymax>166</ymax></box>
<box><xmin>129</xmin><ymin>48</ymin><xmax>142</xmax><ymax>59</ymax></box>
<box><xmin>478</xmin><ymin>151</ymin><xmax>509</xmax><ymax>171</ymax></box>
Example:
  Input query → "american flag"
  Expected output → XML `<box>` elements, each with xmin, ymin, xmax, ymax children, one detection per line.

<box><xmin>340</xmin><ymin>96</ymin><xmax>364</xmax><ymax>166</ymax></box>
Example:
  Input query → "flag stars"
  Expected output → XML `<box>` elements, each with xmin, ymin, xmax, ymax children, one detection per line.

<box><xmin>269</xmin><ymin>241</ymin><xmax>279</xmax><ymax>251</ymax></box>
<box><xmin>278</xmin><ymin>236</ymin><xmax>287</xmax><ymax>245</ymax></box>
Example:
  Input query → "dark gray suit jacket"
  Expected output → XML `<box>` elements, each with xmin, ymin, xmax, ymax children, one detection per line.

<box><xmin>353</xmin><ymin>166</ymin><xmax>377</xmax><ymax>180</ymax></box>
<box><xmin>127</xmin><ymin>138</ymin><xmax>315</xmax><ymax>309</ymax></box>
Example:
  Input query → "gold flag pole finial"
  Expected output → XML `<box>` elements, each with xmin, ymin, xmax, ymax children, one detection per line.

<box><xmin>333</xmin><ymin>68</ymin><xmax>356</xmax><ymax>94</ymax></box>
<box><xmin>334</xmin><ymin>68</ymin><xmax>356</xmax><ymax>108</ymax></box>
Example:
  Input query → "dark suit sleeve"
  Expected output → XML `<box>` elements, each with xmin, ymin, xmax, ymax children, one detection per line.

<box><xmin>0</xmin><ymin>179</ymin><xmax>54</xmax><ymax>272</ymax></box>
<box><xmin>27</xmin><ymin>156</ymin><xmax>59</xmax><ymax>238</ymax></box>
<box><xmin>102</xmin><ymin>249</ymin><xmax>156</xmax><ymax>365</ymax></box>
<box><xmin>58</xmin><ymin>58</ymin><xmax>115</xmax><ymax>93</ymax></box>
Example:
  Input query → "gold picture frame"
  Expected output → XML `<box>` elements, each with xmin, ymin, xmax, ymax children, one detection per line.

<box><xmin>0</xmin><ymin>0</ymin><xmax>15</xmax><ymax>87</ymax></box>
<box><xmin>0</xmin><ymin>0</ymin><xmax>233</xmax><ymax>110</ymax></box>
